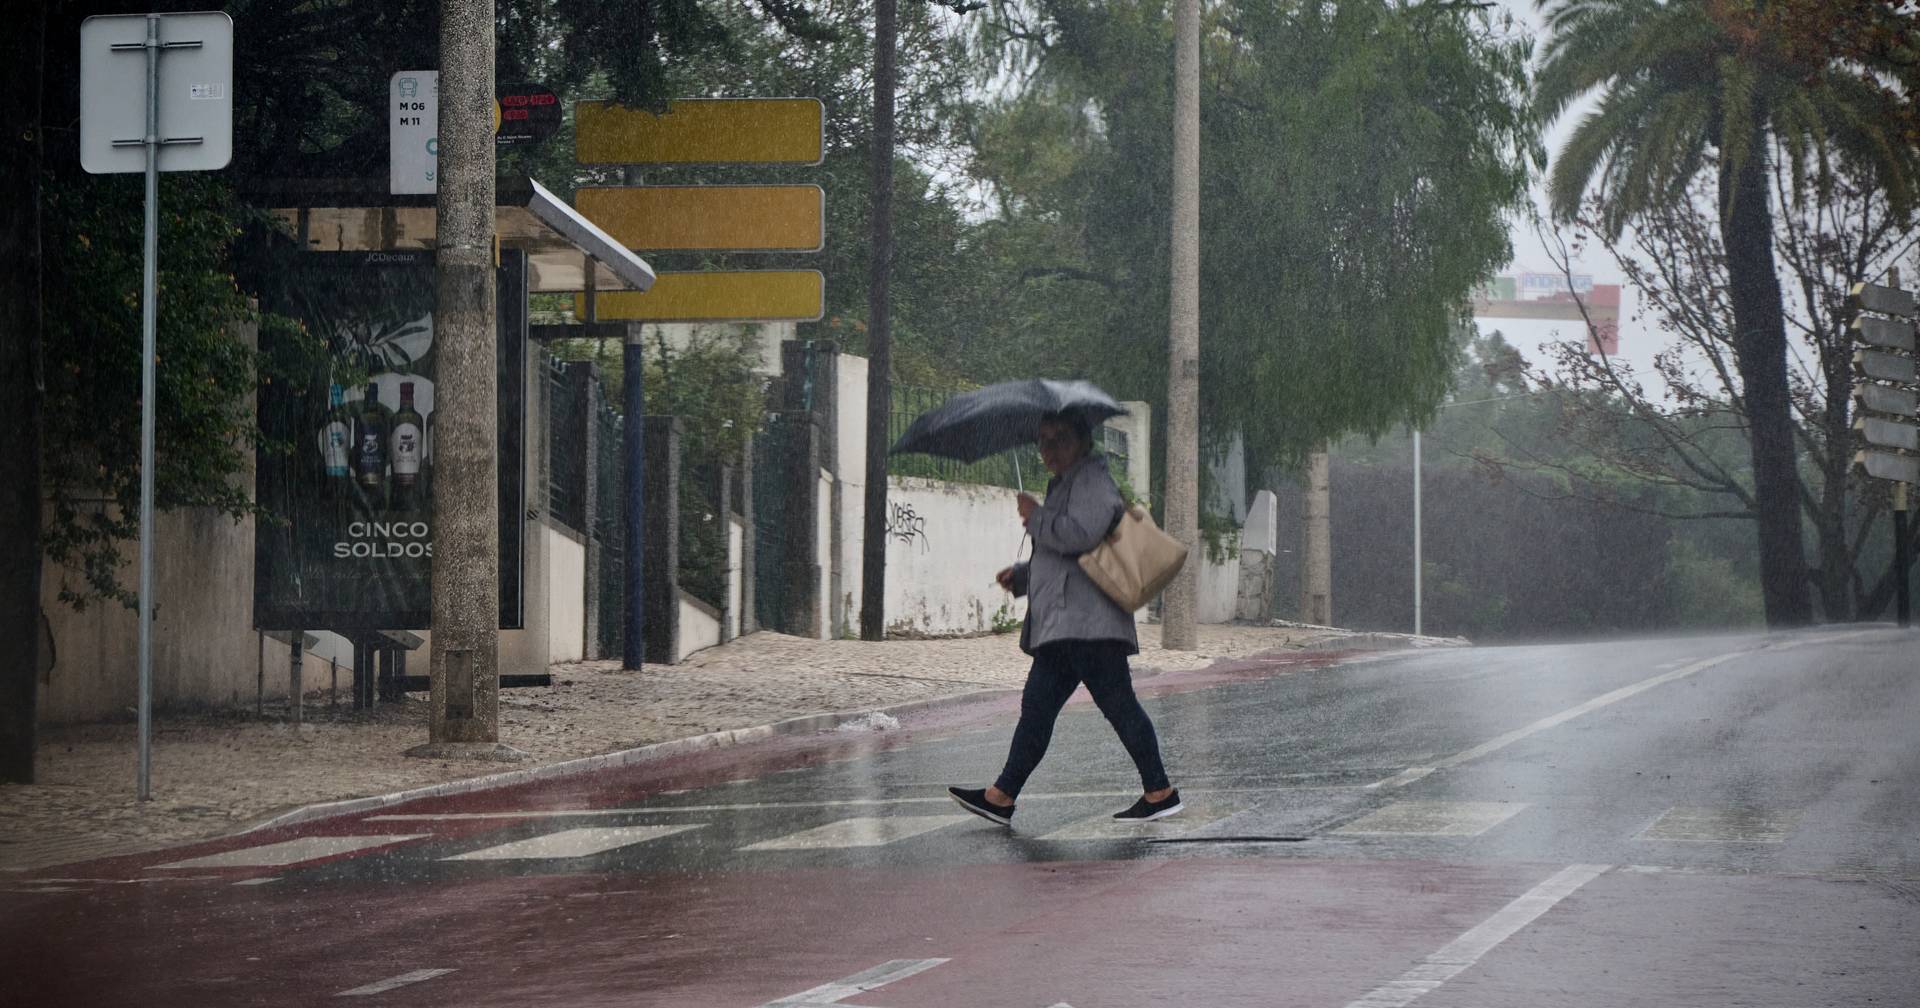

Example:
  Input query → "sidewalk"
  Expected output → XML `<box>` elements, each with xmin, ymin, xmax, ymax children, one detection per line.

<box><xmin>0</xmin><ymin>622</ymin><xmax>1454</xmax><ymax>872</ymax></box>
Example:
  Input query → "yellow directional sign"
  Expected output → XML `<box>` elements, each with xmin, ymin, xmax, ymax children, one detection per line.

<box><xmin>575</xmin><ymin>185</ymin><xmax>823</xmax><ymax>253</ymax></box>
<box><xmin>576</xmin><ymin>98</ymin><xmax>825</xmax><ymax>165</ymax></box>
<box><xmin>578</xmin><ymin>271</ymin><xmax>824</xmax><ymax>323</ymax></box>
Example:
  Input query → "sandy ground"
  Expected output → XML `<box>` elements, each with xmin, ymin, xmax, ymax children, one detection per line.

<box><xmin>0</xmin><ymin>622</ymin><xmax>1394</xmax><ymax>871</ymax></box>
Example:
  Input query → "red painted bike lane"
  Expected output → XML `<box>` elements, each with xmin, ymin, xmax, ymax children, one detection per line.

<box><xmin>6</xmin><ymin>855</ymin><xmax>1568</xmax><ymax>1007</ymax></box>
<box><xmin>16</xmin><ymin>851</ymin><xmax>1900</xmax><ymax>1007</ymax></box>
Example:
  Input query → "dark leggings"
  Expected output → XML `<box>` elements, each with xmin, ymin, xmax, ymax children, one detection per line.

<box><xmin>993</xmin><ymin>640</ymin><xmax>1171</xmax><ymax>799</ymax></box>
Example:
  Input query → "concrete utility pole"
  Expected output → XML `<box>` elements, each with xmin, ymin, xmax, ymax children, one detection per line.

<box><xmin>1161</xmin><ymin>0</ymin><xmax>1201</xmax><ymax>650</ymax></box>
<box><xmin>416</xmin><ymin>0</ymin><xmax>512</xmax><ymax>757</ymax></box>
<box><xmin>860</xmin><ymin>0</ymin><xmax>897</xmax><ymax>642</ymax></box>
<box><xmin>1302</xmin><ymin>447</ymin><xmax>1332</xmax><ymax>626</ymax></box>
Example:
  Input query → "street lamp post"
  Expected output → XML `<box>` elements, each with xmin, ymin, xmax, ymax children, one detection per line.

<box><xmin>1413</xmin><ymin>428</ymin><xmax>1422</xmax><ymax>637</ymax></box>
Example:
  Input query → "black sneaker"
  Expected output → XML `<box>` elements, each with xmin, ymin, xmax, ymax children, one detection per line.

<box><xmin>948</xmin><ymin>786</ymin><xmax>1015</xmax><ymax>826</ymax></box>
<box><xmin>1113</xmin><ymin>789</ymin><xmax>1183</xmax><ymax>821</ymax></box>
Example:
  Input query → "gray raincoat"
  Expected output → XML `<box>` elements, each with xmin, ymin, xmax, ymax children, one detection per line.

<box><xmin>1009</xmin><ymin>453</ymin><xmax>1138</xmax><ymax>656</ymax></box>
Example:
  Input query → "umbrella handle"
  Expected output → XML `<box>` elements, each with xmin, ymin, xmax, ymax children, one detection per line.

<box><xmin>1013</xmin><ymin>453</ymin><xmax>1023</xmax><ymax>493</ymax></box>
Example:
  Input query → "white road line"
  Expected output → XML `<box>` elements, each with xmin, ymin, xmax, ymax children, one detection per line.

<box><xmin>1367</xmin><ymin>631</ymin><xmax>1878</xmax><ymax>792</ymax></box>
<box><xmin>334</xmin><ymin>969</ymin><xmax>455</xmax><ymax>997</ymax></box>
<box><xmin>231</xmin><ymin>877</ymin><xmax>279</xmax><ymax>886</ymax></box>
<box><xmin>150</xmin><ymin>835</ymin><xmax>431</xmax><ymax>870</ymax></box>
<box><xmin>1342</xmin><ymin>863</ymin><xmax>1610</xmax><ymax>1008</ymax></box>
<box><xmin>744</xmin><ymin>816</ymin><xmax>966</xmax><ymax>851</ymax></box>
<box><xmin>759</xmin><ymin>958</ymin><xmax>949</xmax><ymax>1007</ymax></box>
<box><xmin>1637</xmin><ymin>806</ymin><xmax>1801</xmax><ymax>843</ymax></box>
<box><xmin>1365</xmin><ymin>767</ymin><xmax>1435</xmax><ymax>790</ymax></box>
<box><xmin>1334</xmin><ymin>801</ymin><xmax>1527</xmax><ymax>837</ymax></box>
<box><xmin>1434</xmin><ymin>654</ymin><xmax>1745</xmax><ymax>769</ymax></box>
<box><xmin>442</xmin><ymin>824</ymin><xmax>702</xmax><ymax>861</ymax></box>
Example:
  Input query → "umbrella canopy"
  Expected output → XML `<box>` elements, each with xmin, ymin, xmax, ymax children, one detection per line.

<box><xmin>888</xmin><ymin>379</ymin><xmax>1128</xmax><ymax>463</ymax></box>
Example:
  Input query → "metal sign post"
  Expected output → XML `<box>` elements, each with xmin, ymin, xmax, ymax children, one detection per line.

<box><xmin>80</xmin><ymin>11</ymin><xmax>232</xmax><ymax>800</ymax></box>
<box><xmin>1850</xmin><ymin>273</ymin><xmax>1919</xmax><ymax>628</ymax></box>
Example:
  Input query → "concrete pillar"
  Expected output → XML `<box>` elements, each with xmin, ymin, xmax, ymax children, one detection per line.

<box><xmin>714</xmin><ymin>464</ymin><xmax>734</xmax><ymax>642</ymax></box>
<box><xmin>781</xmin><ymin>341</ymin><xmax>844</xmax><ymax>634</ymax></box>
<box><xmin>739</xmin><ymin>442</ymin><xmax>757</xmax><ymax>635</ymax></box>
<box><xmin>780</xmin><ymin>415</ymin><xmax>824</xmax><ymax>637</ymax></box>
<box><xmin>642</xmin><ymin>416</ymin><xmax>681</xmax><ymax>665</ymax></box>
<box><xmin>1301</xmin><ymin>450</ymin><xmax>1332</xmax><ymax>626</ymax></box>
<box><xmin>424</xmin><ymin>0</ymin><xmax>502</xmax><ymax>750</ymax></box>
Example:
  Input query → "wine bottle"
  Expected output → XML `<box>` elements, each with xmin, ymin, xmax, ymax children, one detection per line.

<box><xmin>390</xmin><ymin>382</ymin><xmax>425</xmax><ymax>510</ymax></box>
<box><xmin>320</xmin><ymin>384</ymin><xmax>351</xmax><ymax>486</ymax></box>
<box><xmin>354</xmin><ymin>382</ymin><xmax>389</xmax><ymax>507</ymax></box>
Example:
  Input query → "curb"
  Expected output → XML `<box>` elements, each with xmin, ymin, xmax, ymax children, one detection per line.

<box><xmin>241</xmin><ymin>684</ymin><xmax>1017</xmax><ymax>836</ymax></box>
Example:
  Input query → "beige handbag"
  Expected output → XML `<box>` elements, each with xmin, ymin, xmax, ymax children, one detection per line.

<box><xmin>1078</xmin><ymin>504</ymin><xmax>1191</xmax><ymax>611</ymax></box>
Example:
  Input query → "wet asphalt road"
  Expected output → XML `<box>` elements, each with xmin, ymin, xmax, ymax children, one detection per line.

<box><xmin>6</xmin><ymin>626</ymin><xmax>1918</xmax><ymax>1006</ymax></box>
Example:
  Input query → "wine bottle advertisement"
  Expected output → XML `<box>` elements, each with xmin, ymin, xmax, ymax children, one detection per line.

<box><xmin>252</xmin><ymin>249</ymin><xmax>526</xmax><ymax>631</ymax></box>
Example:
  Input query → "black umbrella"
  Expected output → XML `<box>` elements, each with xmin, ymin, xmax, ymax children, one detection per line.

<box><xmin>888</xmin><ymin>379</ymin><xmax>1128</xmax><ymax>489</ymax></box>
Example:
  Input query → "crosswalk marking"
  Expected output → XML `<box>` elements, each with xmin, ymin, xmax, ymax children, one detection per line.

<box><xmin>150</xmin><ymin>835</ymin><xmax>431</xmax><ymax>870</ymax></box>
<box><xmin>442</xmin><ymin>824</ymin><xmax>702</xmax><ymax>861</ymax></box>
<box><xmin>1334</xmin><ymin>801</ymin><xmax>1526</xmax><ymax>837</ymax></box>
<box><xmin>1036</xmin><ymin>797</ymin><xmax>1246</xmax><ymax>842</ymax></box>
<box><xmin>743</xmin><ymin>816</ymin><xmax>965</xmax><ymax>851</ymax></box>
<box><xmin>360</xmin><ymin>786</ymin><xmax>1339</xmax><ymax>823</ymax></box>
<box><xmin>1638</xmin><ymin>807</ymin><xmax>1800</xmax><ymax>843</ymax></box>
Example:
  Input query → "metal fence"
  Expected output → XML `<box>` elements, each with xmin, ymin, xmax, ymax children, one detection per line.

<box><xmin>752</xmin><ymin>414</ymin><xmax>802</xmax><ymax>632</ymax></box>
<box><xmin>545</xmin><ymin>355</ymin><xmax>588</xmax><ymax>533</ymax></box>
<box><xmin>590</xmin><ymin>402</ymin><xmax>623</xmax><ymax>659</ymax></box>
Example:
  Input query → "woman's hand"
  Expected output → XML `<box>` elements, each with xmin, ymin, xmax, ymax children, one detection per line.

<box><xmin>995</xmin><ymin>566</ymin><xmax>1016</xmax><ymax>592</ymax></box>
<box><xmin>1016</xmin><ymin>492</ymin><xmax>1040</xmax><ymax>523</ymax></box>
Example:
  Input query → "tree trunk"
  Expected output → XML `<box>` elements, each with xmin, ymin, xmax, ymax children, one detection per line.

<box><xmin>1160</xmin><ymin>0</ymin><xmax>1202</xmax><ymax>650</ymax></box>
<box><xmin>1718</xmin><ymin>115</ymin><xmax>1813</xmax><ymax>627</ymax></box>
<box><xmin>859</xmin><ymin>0</ymin><xmax>895</xmax><ymax>642</ymax></box>
<box><xmin>1813</xmin><ymin>330</ymin><xmax>1853</xmax><ymax>621</ymax></box>
<box><xmin>0</xmin><ymin>3</ymin><xmax>46</xmax><ymax>783</ymax></box>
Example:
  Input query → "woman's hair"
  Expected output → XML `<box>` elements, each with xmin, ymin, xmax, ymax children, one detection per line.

<box><xmin>1039</xmin><ymin>409</ymin><xmax>1095</xmax><ymax>447</ymax></box>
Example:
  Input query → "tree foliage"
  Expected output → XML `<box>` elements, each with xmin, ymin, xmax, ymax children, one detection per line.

<box><xmin>1534</xmin><ymin>0</ymin><xmax>1920</xmax><ymax>626</ymax></box>
<box><xmin>955</xmin><ymin>0</ymin><xmax>1537</xmax><ymax>481</ymax></box>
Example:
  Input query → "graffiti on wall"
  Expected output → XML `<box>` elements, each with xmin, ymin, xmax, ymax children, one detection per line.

<box><xmin>885</xmin><ymin>500</ymin><xmax>929</xmax><ymax>552</ymax></box>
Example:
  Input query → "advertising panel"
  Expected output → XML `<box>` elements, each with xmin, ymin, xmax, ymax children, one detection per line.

<box><xmin>253</xmin><ymin>249</ymin><xmax>526</xmax><ymax>630</ymax></box>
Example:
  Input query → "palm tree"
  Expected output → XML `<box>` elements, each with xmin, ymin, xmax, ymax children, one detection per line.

<box><xmin>1535</xmin><ymin>0</ymin><xmax>1916</xmax><ymax>628</ymax></box>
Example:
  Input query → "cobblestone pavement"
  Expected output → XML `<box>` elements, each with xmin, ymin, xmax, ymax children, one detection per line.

<box><xmin>0</xmin><ymin>622</ymin><xmax>1445</xmax><ymax>871</ymax></box>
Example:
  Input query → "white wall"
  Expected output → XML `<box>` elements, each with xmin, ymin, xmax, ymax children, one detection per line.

<box><xmin>727</xmin><ymin>516</ymin><xmax>744</xmax><ymax>640</ymax></box>
<box><xmin>816</xmin><ymin>469</ymin><xmax>834</xmax><ymax>639</ymax></box>
<box><xmin>1197</xmin><ymin>548</ymin><xmax>1241</xmax><ymax>624</ymax></box>
<box><xmin>883</xmin><ymin>477</ymin><xmax>1028</xmax><ymax>636</ymax></box>
<box><xmin>1110</xmin><ymin>402</ymin><xmax>1153</xmax><ymax>504</ymax></box>
<box><xmin>545</xmin><ymin>527</ymin><xmax>586</xmax><ymax>663</ymax></box>
<box><xmin>833</xmin><ymin>354</ymin><xmax>868</xmax><ymax>636</ymax></box>
<box><xmin>678</xmin><ymin>592</ymin><xmax>722</xmax><ymax>659</ymax></box>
